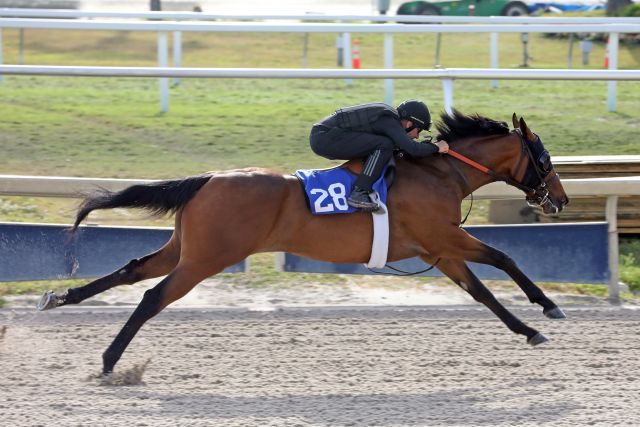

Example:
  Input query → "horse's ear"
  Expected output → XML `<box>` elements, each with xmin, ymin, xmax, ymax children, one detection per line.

<box><xmin>512</xmin><ymin>113</ymin><xmax>519</xmax><ymax>129</ymax></box>
<box><xmin>519</xmin><ymin>117</ymin><xmax>536</xmax><ymax>140</ymax></box>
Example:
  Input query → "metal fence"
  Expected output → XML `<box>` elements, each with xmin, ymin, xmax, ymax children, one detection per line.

<box><xmin>1</xmin><ymin>16</ymin><xmax>639</xmax><ymax>111</ymax></box>
<box><xmin>0</xmin><ymin>222</ymin><xmax>246</xmax><ymax>281</ymax></box>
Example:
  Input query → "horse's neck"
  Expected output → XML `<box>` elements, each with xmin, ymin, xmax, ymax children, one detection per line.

<box><xmin>446</xmin><ymin>133</ymin><xmax>522</xmax><ymax>197</ymax></box>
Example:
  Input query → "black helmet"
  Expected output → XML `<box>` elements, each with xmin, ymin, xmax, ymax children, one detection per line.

<box><xmin>397</xmin><ymin>99</ymin><xmax>431</xmax><ymax>131</ymax></box>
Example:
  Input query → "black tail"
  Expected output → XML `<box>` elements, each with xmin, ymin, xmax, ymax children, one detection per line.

<box><xmin>72</xmin><ymin>174</ymin><xmax>212</xmax><ymax>231</ymax></box>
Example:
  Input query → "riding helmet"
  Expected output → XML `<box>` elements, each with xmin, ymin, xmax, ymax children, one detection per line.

<box><xmin>397</xmin><ymin>99</ymin><xmax>432</xmax><ymax>131</ymax></box>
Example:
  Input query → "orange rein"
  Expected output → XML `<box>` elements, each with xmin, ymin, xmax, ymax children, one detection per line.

<box><xmin>446</xmin><ymin>149</ymin><xmax>490</xmax><ymax>175</ymax></box>
<box><xmin>445</xmin><ymin>147</ymin><xmax>535</xmax><ymax>194</ymax></box>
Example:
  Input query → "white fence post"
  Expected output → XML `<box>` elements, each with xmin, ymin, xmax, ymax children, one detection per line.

<box><xmin>384</xmin><ymin>33</ymin><xmax>394</xmax><ymax>106</ymax></box>
<box><xmin>490</xmin><ymin>32</ymin><xmax>499</xmax><ymax>88</ymax></box>
<box><xmin>607</xmin><ymin>32</ymin><xmax>619</xmax><ymax>112</ymax></box>
<box><xmin>274</xmin><ymin>252</ymin><xmax>285</xmax><ymax>272</ymax></box>
<box><xmin>434</xmin><ymin>33</ymin><xmax>442</xmax><ymax>68</ymax></box>
<box><xmin>342</xmin><ymin>32</ymin><xmax>352</xmax><ymax>86</ymax></box>
<box><xmin>0</xmin><ymin>28</ymin><xmax>3</xmax><ymax>83</ymax></box>
<box><xmin>158</xmin><ymin>31</ymin><xmax>169</xmax><ymax>113</ymax></box>
<box><xmin>442</xmin><ymin>78</ymin><xmax>453</xmax><ymax>115</ymax></box>
<box><xmin>19</xmin><ymin>28</ymin><xmax>24</xmax><ymax>64</ymax></box>
<box><xmin>172</xmin><ymin>31</ymin><xmax>182</xmax><ymax>87</ymax></box>
<box><xmin>606</xmin><ymin>195</ymin><xmax>620</xmax><ymax>303</ymax></box>
<box><xmin>301</xmin><ymin>32</ymin><xmax>309</xmax><ymax>67</ymax></box>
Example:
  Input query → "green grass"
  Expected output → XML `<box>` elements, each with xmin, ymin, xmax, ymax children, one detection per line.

<box><xmin>0</xmin><ymin>28</ymin><xmax>639</xmax><ymax>302</ymax></box>
<box><xmin>0</xmin><ymin>279</ymin><xmax>81</xmax><ymax>308</ymax></box>
<box><xmin>620</xmin><ymin>239</ymin><xmax>640</xmax><ymax>293</ymax></box>
<box><xmin>1</xmin><ymin>77</ymin><xmax>638</xmax><ymax>178</ymax></box>
<box><xmin>0</xmin><ymin>279</ymin><xmax>82</xmax><ymax>296</ymax></box>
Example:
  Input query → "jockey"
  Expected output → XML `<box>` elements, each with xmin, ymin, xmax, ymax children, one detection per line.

<box><xmin>309</xmin><ymin>100</ymin><xmax>449</xmax><ymax>212</ymax></box>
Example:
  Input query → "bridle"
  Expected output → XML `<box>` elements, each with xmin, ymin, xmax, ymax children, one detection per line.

<box><xmin>446</xmin><ymin>129</ymin><xmax>559</xmax><ymax>213</ymax></box>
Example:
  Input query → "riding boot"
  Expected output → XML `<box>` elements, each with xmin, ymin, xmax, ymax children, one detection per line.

<box><xmin>348</xmin><ymin>149</ymin><xmax>387</xmax><ymax>212</ymax></box>
<box><xmin>347</xmin><ymin>186</ymin><xmax>379</xmax><ymax>212</ymax></box>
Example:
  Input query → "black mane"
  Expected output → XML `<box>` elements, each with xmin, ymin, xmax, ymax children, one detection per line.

<box><xmin>435</xmin><ymin>109</ymin><xmax>510</xmax><ymax>143</ymax></box>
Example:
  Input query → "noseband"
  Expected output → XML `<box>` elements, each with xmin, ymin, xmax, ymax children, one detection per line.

<box><xmin>446</xmin><ymin>129</ymin><xmax>558</xmax><ymax>212</ymax></box>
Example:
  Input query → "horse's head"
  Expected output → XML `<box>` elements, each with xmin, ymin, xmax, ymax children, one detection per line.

<box><xmin>512</xmin><ymin>114</ymin><xmax>569</xmax><ymax>215</ymax></box>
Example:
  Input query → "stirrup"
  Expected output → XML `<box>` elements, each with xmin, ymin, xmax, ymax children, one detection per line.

<box><xmin>368</xmin><ymin>191</ymin><xmax>386</xmax><ymax>215</ymax></box>
<box><xmin>347</xmin><ymin>198</ymin><xmax>380</xmax><ymax>212</ymax></box>
<box><xmin>348</xmin><ymin>187</ymin><xmax>381</xmax><ymax>212</ymax></box>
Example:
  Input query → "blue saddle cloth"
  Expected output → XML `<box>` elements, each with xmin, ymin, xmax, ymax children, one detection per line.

<box><xmin>295</xmin><ymin>165</ymin><xmax>389</xmax><ymax>215</ymax></box>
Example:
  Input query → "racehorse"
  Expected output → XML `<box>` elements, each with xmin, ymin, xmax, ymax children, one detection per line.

<box><xmin>38</xmin><ymin>111</ymin><xmax>569</xmax><ymax>375</ymax></box>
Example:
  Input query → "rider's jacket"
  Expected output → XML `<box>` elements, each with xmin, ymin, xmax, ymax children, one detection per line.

<box><xmin>312</xmin><ymin>102</ymin><xmax>438</xmax><ymax>159</ymax></box>
<box><xmin>327</xmin><ymin>103</ymin><xmax>400</xmax><ymax>133</ymax></box>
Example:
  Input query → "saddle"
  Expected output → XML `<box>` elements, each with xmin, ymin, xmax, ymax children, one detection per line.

<box><xmin>295</xmin><ymin>159</ymin><xmax>396</xmax><ymax>216</ymax></box>
<box><xmin>294</xmin><ymin>158</ymin><xmax>396</xmax><ymax>268</ymax></box>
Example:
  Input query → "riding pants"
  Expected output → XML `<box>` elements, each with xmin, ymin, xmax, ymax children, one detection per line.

<box><xmin>310</xmin><ymin>124</ymin><xmax>393</xmax><ymax>191</ymax></box>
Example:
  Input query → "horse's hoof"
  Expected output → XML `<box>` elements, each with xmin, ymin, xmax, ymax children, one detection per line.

<box><xmin>36</xmin><ymin>291</ymin><xmax>60</xmax><ymax>311</ymax></box>
<box><xmin>544</xmin><ymin>307</ymin><xmax>567</xmax><ymax>319</ymax></box>
<box><xmin>527</xmin><ymin>332</ymin><xmax>549</xmax><ymax>346</ymax></box>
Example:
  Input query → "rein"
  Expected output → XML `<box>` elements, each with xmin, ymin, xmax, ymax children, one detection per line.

<box><xmin>446</xmin><ymin>148</ymin><xmax>535</xmax><ymax>194</ymax></box>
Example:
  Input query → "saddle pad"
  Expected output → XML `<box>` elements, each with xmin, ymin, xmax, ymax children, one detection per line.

<box><xmin>295</xmin><ymin>165</ymin><xmax>389</xmax><ymax>215</ymax></box>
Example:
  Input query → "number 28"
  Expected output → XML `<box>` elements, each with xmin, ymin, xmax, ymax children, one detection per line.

<box><xmin>310</xmin><ymin>183</ymin><xmax>349</xmax><ymax>212</ymax></box>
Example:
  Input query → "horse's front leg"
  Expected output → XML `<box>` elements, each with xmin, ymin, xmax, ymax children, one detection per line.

<box><xmin>441</xmin><ymin>228</ymin><xmax>565</xmax><ymax>319</ymax></box>
<box><xmin>467</xmin><ymin>241</ymin><xmax>566</xmax><ymax>319</ymax></box>
<box><xmin>433</xmin><ymin>257</ymin><xmax>548</xmax><ymax>346</ymax></box>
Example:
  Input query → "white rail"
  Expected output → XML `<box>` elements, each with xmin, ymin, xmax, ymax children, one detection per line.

<box><xmin>2</xmin><ymin>174</ymin><xmax>639</xmax><ymax>199</ymax></box>
<box><xmin>1</xmin><ymin>65</ymin><xmax>638</xmax><ymax>80</ymax></box>
<box><xmin>1</xmin><ymin>8</ymin><xmax>639</xmax><ymax>24</ymax></box>
<box><xmin>1</xmin><ymin>18</ymin><xmax>639</xmax><ymax>33</ymax></box>
<box><xmin>1</xmin><ymin>64</ymin><xmax>638</xmax><ymax>115</ymax></box>
<box><xmin>0</xmin><ymin>175</ymin><xmax>154</xmax><ymax>198</ymax></box>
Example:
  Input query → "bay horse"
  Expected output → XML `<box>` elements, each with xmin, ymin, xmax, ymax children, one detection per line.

<box><xmin>38</xmin><ymin>111</ymin><xmax>569</xmax><ymax>375</ymax></box>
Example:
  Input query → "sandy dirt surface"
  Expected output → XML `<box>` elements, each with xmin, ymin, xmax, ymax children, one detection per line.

<box><xmin>1</xmin><ymin>280</ymin><xmax>640</xmax><ymax>427</ymax></box>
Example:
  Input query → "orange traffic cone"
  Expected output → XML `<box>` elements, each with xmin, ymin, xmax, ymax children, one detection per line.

<box><xmin>352</xmin><ymin>40</ymin><xmax>361</xmax><ymax>69</ymax></box>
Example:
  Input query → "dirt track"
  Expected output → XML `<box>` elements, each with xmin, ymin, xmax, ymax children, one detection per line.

<box><xmin>1</xmin><ymin>302</ymin><xmax>640</xmax><ymax>426</ymax></box>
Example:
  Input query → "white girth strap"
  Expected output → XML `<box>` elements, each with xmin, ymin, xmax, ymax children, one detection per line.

<box><xmin>366</xmin><ymin>191</ymin><xmax>389</xmax><ymax>269</ymax></box>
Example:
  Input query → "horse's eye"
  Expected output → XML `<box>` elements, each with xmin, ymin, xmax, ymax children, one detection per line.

<box><xmin>538</xmin><ymin>151</ymin><xmax>551</xmax><ymax>173</ymax></box>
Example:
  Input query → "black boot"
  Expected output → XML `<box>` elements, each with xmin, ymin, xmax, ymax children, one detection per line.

<box><xmin>347</xmin><ymin>187</ymin><xmax>379</xmax><ymax>212</ymax></box>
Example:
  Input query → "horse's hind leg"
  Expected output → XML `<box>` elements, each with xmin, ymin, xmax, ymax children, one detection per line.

<box><xmin>434</xmin><ymin>257</ymin><xmax>548</xmax><ymax>346</ymax></box>
<box><xmin>101</xmin><ymin>261</ymin><xmax>214</xmax><ymax>374</ymax></box>
<box><xmin>37</xmin><ymin>234</ymin><xmax>180</xmax><ymax>311</ymax></box>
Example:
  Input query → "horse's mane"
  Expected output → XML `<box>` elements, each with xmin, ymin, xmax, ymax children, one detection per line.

<box><xmin>435</xmin><ymin>109</ymin><xmax>510</xmax><ymax>143</ymax></box>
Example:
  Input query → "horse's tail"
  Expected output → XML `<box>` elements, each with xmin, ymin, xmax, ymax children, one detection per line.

<box><xmin>72</xmin><ymin>174</ymin><xmax>212</xmax><ymax>232</ymax></box>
